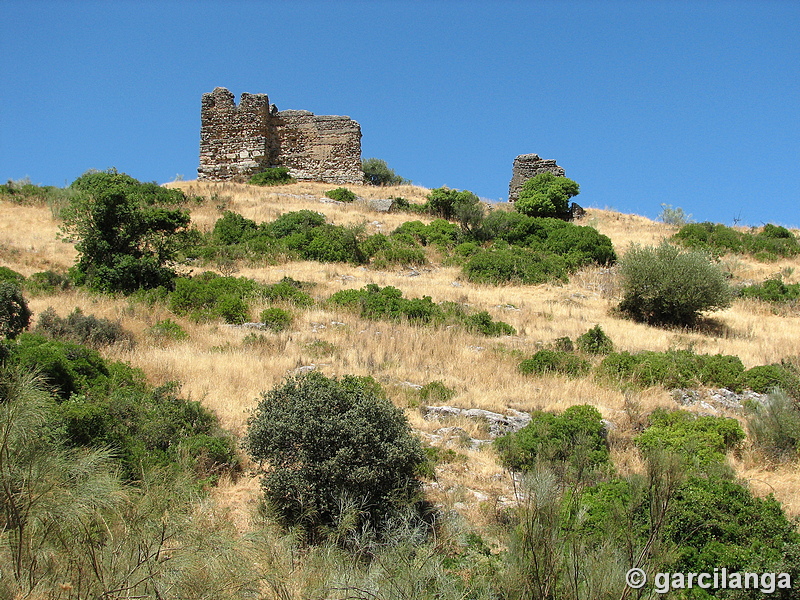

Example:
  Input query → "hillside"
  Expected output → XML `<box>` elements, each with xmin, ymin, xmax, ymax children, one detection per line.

<box><xmin>2</xmin><ymin>177</ymin><xmax>800</xmax><ymax>597</ymax></box>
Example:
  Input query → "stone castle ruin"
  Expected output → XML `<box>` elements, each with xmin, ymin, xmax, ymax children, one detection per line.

<box><xmin>508</xmin><ymin>153</ymin><xmax>566</xmax><ymax>202</ymax></box>
<box><xmin>198</xmin><ymin>87</ymin><xmax>363</xmax><ymax>184</ymax></box>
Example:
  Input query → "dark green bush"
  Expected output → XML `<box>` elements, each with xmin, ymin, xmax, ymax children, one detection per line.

<box><xmin>635</xmin><ymin>409</ymin><xmax>745</xmax><ymax>465</ymax></box>
<box><xmin>169</xmin><ymin>272</ymin><xmax>262</xmax><ymax>323</ymax></box>
<box><xmin>62</xmin><ymin>169</ymin><xmax>191</xmax><ymax>293</ymax></box>
<box><xmin>177</xmin><ymin>433</ymin><xmax>240</xmax><ymax>481</ymax></box>
<box><xmin>675</xmin><ymin>221</ymin><xmax>800</xmax><ymax>260</ymax></box>
<box><xmin>0</xmin><ymin>266</ymin><xmax>25</xmax><ymax>285</ymax></box>
<box><xmin>147</xmin><ymin>318</ymin><xmax>189</xmax><ymax>341</ymax></box>
<box><xmin>368</xmin><ymin>238</ymin><xmax>427</xmax><ymax>269</ymax></box>
<box><xmin>259</xmin><ymin>307</ymin><xmax>293</xmax><ymax>332</ymax></box>
<box><xmin>514</xmin><ymin>172</ymin><xmax>579</xmax><ymax>219</ymax></box>
<box><xmin>518</xmin><ymin>349</ymin><xmax>591</xmax><ymax>378</ymax></box>
<box><xmin>213</xmin><ymin>210</ymin><xmax>259</xmax><ymax>245</ymax></box>
<box><xmin>597</xmin><ymin>350</ymin><xmax>745</xmax><ymax>390</ymax></box>
<box><xmin>263</xmin><ymin>209</ymin><xmax>327</xmax><ymax>238</ymax></box>
<box><xmin>576</xmin><ymin>325</ymin><xmax>613</xmax><ymax>355</ymax></box>
<box><xmin>739</xmin><ymin>363</ymin><xmax>800</xmax><ymax>395</ymax></box>
<box><xmin>463</xmin><ymin>311</ymin><xmax>516</xmax><ymax>336</ymax></box>
<box><xmin>740</xmin><ymin>278</ymin><xmax>800</xmax><ymax>303</ymax></box>
<box><xmin>264</xmin><ymin>276</ymin><xmax>315</xmax><ymax>307</ymax></box>
<box><xmin>329</xmin><ymin>284</ymin><xmax>440</xmax><ymax>324</ymax></box>
<box><xmin>0</xmin><ymin>281</ymin><xmax>31</xmax><ymax>339</ymax></box>
<box><xmin>248</xmin><ymin>166</ymin><xmax>294</xmax><ymax>186</ymax></box>
<box><xmin>324</xmin><ymin>187</ymin><xmax>357</xmax><ymax>202</ymax></box>
<box><xmin>419</xmin><ymin>380</ymin><xmax>456</xmax><ymax>404</ymax></box>
<box><xmin>494</xmin><ymin>405</ymin><xmax>609</xmax><ymax>477</ymax></box>
<box><xmin>618</xmin><ymin>242</ymin><xmax>732</xmax><ymax>326</ymax></box>
<box><xmin>244</xmin><ymin>373</ymin><xmax>425</xmax><ymax>542</ymax></box>
<box><xmin>463</xmin><ymin>246</ymin><xmax>570</xmax><ymax>285</ymax></box>
<box><xmin>35</xmin><ymin>307</ymin><xmax>133</xmax><ymax>348</ymax></box>
<box><xmin>362</xmin><ymin>158</ymin><xmax>409</xmax><ymax>186</ymax></box>
<box><xmin>24</xmin><ymin>270</ymin><xmax>72</xmax><ymax>296</ymax></box>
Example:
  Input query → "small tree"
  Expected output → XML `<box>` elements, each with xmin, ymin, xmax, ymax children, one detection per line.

<box><xmin>61</xmin><ymin>169</ymin><xmax>191</xmax><ymax>293</ymax></box>
<box><xmin>0</xmin><ymin>282</ymin><xmax>31</xmax><ymax>339</ymax></box>
<box><xmin>362</xmin><ymin>158</ymin><xmax>409</xmax><ymax>186</ymax></box>
<box><xmin>515</xmin><ymin>172</ymin><xmax>579</xmax><ymax>219</ymax></box>
<box><xmin>244</xmin><ymin>373</ymin><xmax>425</xmax><ymax>543</ymax></box>
<box><xmin>618</xmin><ymin>242</ymin><xmax>732</xmax><ymax>327</ymax></box>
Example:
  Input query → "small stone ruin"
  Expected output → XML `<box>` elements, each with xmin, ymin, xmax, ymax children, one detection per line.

<box><xmin>508</xmin><ymin>153</ymin><xmax>566</xmax><ymax>202</ymax></box>
<box><xmin>198</xmin><ymin>87</ymin><xmax>363</xmax><ymax>184</ymax></box>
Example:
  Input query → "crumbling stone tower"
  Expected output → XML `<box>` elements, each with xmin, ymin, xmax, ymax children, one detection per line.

<box><xmin>508</xmin><ymin>154</ymin><xmax>566</xmax><ymax>202</ymax></box>
<box><xmin>198</xmin><ymin>87</ymin><xmax>363</xmax><ymax>184</ymax></box>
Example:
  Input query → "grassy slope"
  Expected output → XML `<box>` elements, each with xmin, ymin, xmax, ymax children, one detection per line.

<box><xmin>3</xmin><ymin>180</ymin><xmax>800</xmax><ymax>524</ymax></box>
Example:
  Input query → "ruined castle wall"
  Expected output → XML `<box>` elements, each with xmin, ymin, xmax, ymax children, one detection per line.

<box><xmin>198</xmin><ymin>87</ymin><xmax>362</xmax><ymax>184</ymax></box>
<box><xmin>508</xmin><ymin>154</ymin><xmax>566</xmax><ymax>202</ymax></box>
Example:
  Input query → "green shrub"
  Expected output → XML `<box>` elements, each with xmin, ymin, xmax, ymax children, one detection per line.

<box><xmin>597</xmin><ymin>349</ymin><xmax>745</xmax><ymax>390</ymax></box>
<box><xmin>740</xmin><ymin>278</ymin><xmax>800</xmax><ymax>303</ymax></box>
<box><xmin>304</xmin><ymin>224</ymin><xmax>364</xmax><ymax>263</ymax></box>
<box><xmin>147</xmin><ymin>318</ymin><xmax>189</xmax><ymax>341</ymax></box>
<box><xmin>324</xmin><ymin>187</ymin><xmax>356</xmax><ymax>202</ymax></box>
<box><xmin>213</xmin><ymin>210</ymin><xmax>259</xmax><ymax>245</ymax></box>
<box><xmin>618</xmin><ymin>242</ymin><xmax>732</xmax><ymax>326</ymax></box>
<box><xmin>0</xmin><ymin>281</ymin><xmax>31</xmax><ymax>339</ymax></box>
<box><xmin>264</xmin><ymin>277</ymin><xmax>315</xmax><ymax>307</ymax></box>
<box><xmin>329</xmin><ymin>284</ymin><xmax>441</xmax><ymax>324</ymax></box>
<box><xmin>494</xmin><ymin>405</ymin><xmax>609</xmax><ymax>477</ymax></box>
<box><xmin>462</xmin><ymin>311</ymin><xmax>516</xmax><ymax>336</ymax></box>
<box><xmin>24</xmin><ymin>270</ymin><xmax>72</xmax><ymax>296</ymax></box>
<box><xmin>551</xmin><ymin>336</ymin><xmax>574</xmax><ymax>352</ymax></box>
<box><xmin>747</xmin><ymin>390</ymin><xmax>800</xmax><ymax>460</ymax></box>
<box><xmin>62</xmin><ymin>169</ymin><xmax>191</xmax><ymax>293</ymax></box>
<box><xmin>169</xmin><ymin>273</ymin><xmax>261</xmax><ymax>323</ymax></box>
<box><xmin>463</xmin><ymin>246</ymin><xmax>570</xmax><ymax>285</ymax></box>
<box><xmin>419</xmin><ymin>380</ymin><xmax>456</xmax><ymax>404</ymax></box>
<box><xmin>35</xmin><ymin>307</ymin><xmax>133</xmax><ymax>347</ymax></box>
<box><xmin>658</xmin><ymin>203</ymin><xmax>692</xmax><ymax>226</ymax></box>
<box><xmin>0</xmin><ymin>266</ymin><xmax>25</xmax><ymax>285</ymax></box>
<box><xmin>739</xmin><ymin>363</ymin><xmax>800</xmax><ymax>395</ymax></box>
<box><xmin>515</xmin><ymin>172</ymin><xmax>579</xmax><ymax>219</ymax></box>
<box><xmin>518</xmin><ymin>349</ymin><xmax>591</xmax><ymax>378</ymax></box>
<box><xmin>675</xmin><ymin>221</ymin><xmax>800</xmax><ymax>260</ymax></box>
<box><xmin>635</xmin><ymin>409</ymin><xmax>745</xmax><ymax>465</ymax></box>
<box><xmin>576</xmin><ymin>325</ymin><xmax>613</xmax><ymax>355</ymax></box>
<box><xmin>244</xmin><ymin>373</ymin><xmax>425</xmax><ymax>543</ymax></box>
<box><xmin>263</xmin><ymin>209</ymin><xmax>327</xmax><ymax>239</ymax></box>
<box><xmin>369</xmin><ymin>238</ymin><xmax>427</xmax><ymax>269</ymax></box>
<box><xmin>362</xmin><ymin>158</ymin><xmax>409</xmax><ymax>186</ymax></box>
<box><xmin>248</xmin><ymin>167</ymin><xmax>294</xmax><ymax>186</ymax></box>
<box><xmin>177</xmin><ymin>433</ymin><xmax>240</xmax><ymax>480</ymax></box>
<box><xmin>259</xmin><ymin>307</ymin><xmax>293</xmax><ymax>332</ymax></box>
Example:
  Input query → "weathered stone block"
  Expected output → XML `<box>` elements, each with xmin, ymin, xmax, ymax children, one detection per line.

<box><xmin>508</xmin><ymin>153</ymin><xmax>566</xmax><ymax>202</ymax></box>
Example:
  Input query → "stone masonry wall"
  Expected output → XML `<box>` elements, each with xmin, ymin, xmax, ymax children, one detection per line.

<box><xmin>508</xmin><ymin>153</ymin><xmax>566</xmax><ymax>202</ymax></box>
<box><xmin>198</xmin><ymin>87</ymin><xmax>362</xmax><ymax>184</ymax></box>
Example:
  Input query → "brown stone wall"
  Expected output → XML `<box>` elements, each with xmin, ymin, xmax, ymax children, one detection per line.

<box><xmin>508</xmin><ymin>154</ymin><xmax>566</xmax><ymax>202</ymax></box>
<box><xmin>198</xmin><ymin>87</ymin><xmax>362</xmax><ymax>184</ymax></box>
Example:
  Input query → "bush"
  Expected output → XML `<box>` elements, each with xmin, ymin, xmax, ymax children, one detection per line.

<box><xmin>24</xmin><ymin>270</ymin><xmax>72</xmax><ymax>296</ymax></box>
<box><xmin>264</xmin><ymin>277</ymin><xmax>315</xmax><ymax>307</ymax></box>
<box><xmin>515</xmin><ymin>172</ymin><xmax>579</xmax><ymax>219</ymax></box>
<box><xmin>212</xmin><ymin>210</ymin><xmax>259</xmax><ymax>245</ymax></box>
<box><xmin>35</xmin><ymin>307</ymin><xmax>133</xmax><ymax>347</ymax></box>
<box><xmin>740</xmin><ymin>278</ymin><xmax>800</xmax><ymax>304</ymax></box>
<box><xmin>419</xmin><ymin>380</ymin><xmax>456</xmax><ymax>404</ymax></box>
<box><xmin>329</xmin><ymin>284</ymin><xmax>441</xmax><ymax>324</ymax></box>
<box><xmin>324</xmin><ymin>187</ymin><xmax>356</xmax><ymax>202</ymax></box>
<box><xmin>462</xmin><ymin>311</ymin><xmax>516</xmax><ymax>336</ymax></box>
<box><xmin>597</xmin><ymin>350</ymin><xmax>744</xmax><ymax>390</ymax></box>
<box><xmin>259</xmin><ymin>307</ymin><xmax>293</xmax><ymax>332</ymax></box>
<box><xmin>169</xmin><ymin>273</ymin><xmax>261</xmax><ymax>323</ymax></box>
<box><xmin>518</xmin><ymin>350</ymin><xmax>591</xmax><ymax>378</ymax></box>
<box><xmin>658</xmin><ymin>203</ymin><xmax>692</xmax><ymax>226</ymax></box>
<box><xmin>494</xmin><ymin>405</ymin><xmax>609</xmax><ymax>477</ymax></box>
<box><xmin>635</xmin><ymin>409</ymin><xmax>745</xmax><ymax>465</ymax></box>
<box><xmin>61</xmin><ymin>169</ymin><xmax>191</xmax><ymax>293</ymax></box>
<box><xmin>147</xmin><ymin>318</ymin><xmax>189</xmax><ymax>341</ymax></box>
<box><xmin>576</xmin><ymin>325</ymin><xmax>613</xmax><ymax>355</ymax></box>
<box><xmin>243</xmin><ymin>373</ymin><xmax>425</xmax><ymax>543</ymax></box>
<box><xmin>0</xmin><ymin>281</ymin><xmax>31</xmax><ymax>339</ymax></box>
<box><xmin>674</xmin><ymin>221</ymin><xmax>800</xmax><ymax>260</ymax></box>
<box><xmin>463</xmin><ymin>246</ymin><xmax>570</xmax><ymax>285</ymax></box>
<box><xmin>747</xmin><ymin>389</ymin><xmax>800</xmax><ymax>460</ymax></box>
<box><xmin>739</xmin><ymin>363</ymin><xmax>800</xmax><ymax>395</ymax></box>
<box><xmin>362</xmin><ymin>158</ymin><xmax>409</xmax><ymax>186</ymax></box>
<box><xmin>0</xmin><ymin>266</ymin><xmax>25</xmax><ymax>285</ymax></box>
<box><xmin>248</xmin><ymin>167</ymin><xmax>294</xmax><ymax>186</ymax></box>
<box><xmin>618</xmin><ymin>242</ymin><xmax>732</xmax><ymax>326</ymax></box>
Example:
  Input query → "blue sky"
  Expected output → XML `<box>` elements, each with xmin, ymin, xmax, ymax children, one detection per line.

<box><xmin>2</xmin><ymin>0</ymin><xmax>798</xmax><ymax>226</ymax></box>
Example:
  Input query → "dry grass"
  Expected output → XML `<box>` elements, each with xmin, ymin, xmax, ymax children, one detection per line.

<box><xmin>5</xmin><ymin>180</ymin><xmax>800</xmax><ymax>518</ymax></box>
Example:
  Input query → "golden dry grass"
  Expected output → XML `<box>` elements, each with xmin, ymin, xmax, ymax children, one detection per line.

<box><xmin>4</xmin><ymin>180</ymin><xmax>800</xmax><ymax>517</ymax></box>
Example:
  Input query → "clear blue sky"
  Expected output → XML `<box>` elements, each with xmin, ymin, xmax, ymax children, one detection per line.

<box><xmin>2</xmin><ymin>0</ymin><xmax>798</xmax><ymax>226</ymax></box>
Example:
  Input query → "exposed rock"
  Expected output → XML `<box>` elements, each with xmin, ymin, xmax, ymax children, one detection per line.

<box><xmin>424</xmin><ymin>405</ymin><xmax>531</xmax><ymax>437</ymax></box>
<box><xmin>672</xmin><ymin>388</ymin><xmax>769</xmax><ymax>412</ymax></box>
